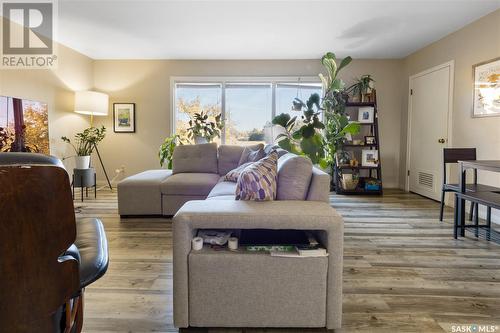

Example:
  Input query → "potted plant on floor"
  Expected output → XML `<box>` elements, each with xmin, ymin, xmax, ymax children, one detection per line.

<box><xmin>61</xmin><ymin>126</ymin><xmax>106</xmax><ymax>169</ymax></box>
<box><xmin>187</xmin><ymin>111</ymin><xmax>224</xmax><ymax>144</ymax></box>
<box><xmin>159</xmin><ymin>134</ymin><xmax>183</xmax><ymax>169</ymax></box>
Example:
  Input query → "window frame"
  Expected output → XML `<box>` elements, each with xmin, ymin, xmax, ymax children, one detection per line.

<box><xmin>170</xmin><ymin>76</ymin><xmax>322</xmax><ymax>143</ymax></box>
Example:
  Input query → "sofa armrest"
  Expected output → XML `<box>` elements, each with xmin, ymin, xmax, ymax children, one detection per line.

<box><xmin>172</xmin><ymin>200</ymin><xmax>343</xmax><ymax>329</ymax></box>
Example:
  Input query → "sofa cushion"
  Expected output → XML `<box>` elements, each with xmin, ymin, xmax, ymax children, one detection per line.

<box><xmin>172</xmin><ymin>143</ymin><xmax>218</xmax><ymax>174</ymax></box>
<box><xmin>161</xmin><ymin>173</ymin><xmax>220</xmax><ymax>196</ymax></box>
<box><xmin>238</xmin><ymin>143</ymin><xmax>265</xmax><ymax>165</ymax></box>
<box><xmin>218</xmin><ymin>145</ymin><xmax>245</xmax><ymax>176</ymax></box>
<box><xmin>207</xmin><ymin>181</ymin><xmax>237</xmax><ymax>198</ymax></box>
<box><xmin>277</xmin><ymin>153</ymin><xmax>313</xmax><ymax>200</ymax></box>
<box><xmin>236</xmin><ymin>151</ymin><xmax>278</xmax><ymax>201</ymax></box>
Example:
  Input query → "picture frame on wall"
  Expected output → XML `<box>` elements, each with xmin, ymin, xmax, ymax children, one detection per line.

<box><xmin>358</xmin><ymin>107</ymin><xmax>374</xmax><ymax>123</ymax></box>
<box><xmin>113</xmin><ymin>103</ymin><xmax>135</xmax><ymax>133</ymax></box>
<box><xmin>472</xmin><ymin>57</ymin><xmax>500</xmax><ymax>118</ymax></box>
<box><xmin>362</xmin><ymin>149</ymin><xmax>378</xmax><ymax>167</ymax></box>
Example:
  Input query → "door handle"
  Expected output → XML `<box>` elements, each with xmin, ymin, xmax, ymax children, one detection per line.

<box><xmin>438</xmin><ymin>138</ymin><xmax>446</xmax><ymax>144</ymax></box>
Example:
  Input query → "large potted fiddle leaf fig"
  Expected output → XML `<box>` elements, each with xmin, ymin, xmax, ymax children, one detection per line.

<box><xmin>273</xmin><ymin>52</ymin><xmax>360</xmax><ymax>169</ymax></box>
<box><xmin>273</xmin><ymin>93</ymin><xmax>326</xmax><ymax>165</ymax></box>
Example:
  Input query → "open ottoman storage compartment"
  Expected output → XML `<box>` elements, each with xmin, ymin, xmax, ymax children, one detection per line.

<box><xmin>188</xmin><ymin>229</ymin><xmax>329</xmax><ymax>328</ymax></box>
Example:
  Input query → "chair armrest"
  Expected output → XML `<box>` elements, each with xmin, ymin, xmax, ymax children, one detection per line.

<box><xmin>63</xmin><ymin>244</ymin><xmax>81</xmax><ymax>263</ymax></box>
<box><xmin>172</xmin><ymin>200</ymin><xmax>343</xmax><ymax>329</ymax></box>
<box><xmin>74</xmin><ymin>218</ymin><xmax>109</xmax><ymax>289</ymax></box>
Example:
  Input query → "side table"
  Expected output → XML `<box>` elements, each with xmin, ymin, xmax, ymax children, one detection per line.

<box><xmin>73</xmin><ymin>168</ymin><xmax>97</xmax><ymax>202</ymax></box>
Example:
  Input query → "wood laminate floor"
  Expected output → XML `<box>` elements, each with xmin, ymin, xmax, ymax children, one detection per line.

<box><xmin>75</xmin><ymin>189</ymin><xmax>500</xmax><ymax>333</ymax></box>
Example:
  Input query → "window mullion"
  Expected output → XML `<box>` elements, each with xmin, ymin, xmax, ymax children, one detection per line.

<box><xmin>221</xmin><ymin>81</ymin><xmax>226</xmax><ymax>144</ymax></box>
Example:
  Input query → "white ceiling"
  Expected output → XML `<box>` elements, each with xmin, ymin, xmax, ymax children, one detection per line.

<box><xmin>57</xmin><ymin>0</ymin><xmax>500</xmax><ymax>60</ymax></box>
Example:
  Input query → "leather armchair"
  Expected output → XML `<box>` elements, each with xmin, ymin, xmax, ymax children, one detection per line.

<box><xmin>0</xmin><ymin>153</ymin><xmax>109</xmax><ymax>333</ymax></box>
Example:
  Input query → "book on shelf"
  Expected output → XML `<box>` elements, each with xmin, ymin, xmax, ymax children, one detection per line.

<box><xmin>269</xmin><ymin>245</ymin><xmax>328</xmax><ymax>258</ymax></box>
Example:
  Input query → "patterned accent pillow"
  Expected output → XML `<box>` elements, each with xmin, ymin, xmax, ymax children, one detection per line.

<box><xmin>235</xmin><ymin>150</ymin><xmax>278</xmax><ymax>201</ymax></box>
<box><xmin>223</xmin><ymin>162</ymin><xmax>253</xmax><ymax>182</ymax></box>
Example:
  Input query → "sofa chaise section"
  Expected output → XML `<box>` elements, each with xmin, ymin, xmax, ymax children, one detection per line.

<box><xmin>117</xmin><ymin>169</ymin><xmax>172</xmax><ymax>216</ymax></box>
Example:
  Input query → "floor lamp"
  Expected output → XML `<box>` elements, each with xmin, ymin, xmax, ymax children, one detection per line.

<box><xmin>74</xmin><ymin>91</ymin><xmax>113</xmax><ymax>190</ymax></box>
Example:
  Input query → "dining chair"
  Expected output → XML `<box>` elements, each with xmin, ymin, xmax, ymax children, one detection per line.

<box><xmin>440</xmin><ymin>148</ymin><xmax>498</xmax><ymax>222</ymax></box>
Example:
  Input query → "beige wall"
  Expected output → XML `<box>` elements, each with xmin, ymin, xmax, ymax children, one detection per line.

<box><xmin>400</xmin><ymin>10</ymin><xmax>500</xmax><ymax>218</ymax></box>
<box><xmin>93</xmin><ymin>59</ymin><xmax>404</xmax><ymax>187</ymax></box>
<box><xmin>0</xmin><ymin>43</ymin><xmax>94</xmax><ymax>172</ymax></box>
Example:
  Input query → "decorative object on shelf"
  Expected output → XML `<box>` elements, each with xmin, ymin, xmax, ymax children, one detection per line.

<box><xmin>74</xmin><ymin>90</ymin><xmax>113</xmax><ymax>189</ymax></box>
<box><xmin>364</xmin><ymin>178</ymin><xmax>381</xmax><ymax>191</ymax></box>
<box><xmin>358</xmin><ymin>107</ymin><xmax>374</xmax><ymax>123</ymax></box>
<box><xmin>341</xmin><ymin>173</ymin><xmax>359</xmax><ymax>191</ymax></box>
<box><xmin>159</xmin><ymin>134</ymin><xmax>183</xmax><ymax>169</ymax></box>
<box><xmin>347</xmin><ymin>74</ymin><xmax>375</xmax><ymax>102</ymax></box>
<box><xmin>362</xmin><ymin>149</ymin><xmax>379</xmax><ymax>167</ymax></box>
<box><xmin>336</xmin><ymin>150</ymin><xmax>351</xmax><ymax>166</ymax></box>
<box><xmin>61</xmin><ymin>126</ymin><xmax>106</xmax><ymax>170</ymax></box>
<box><xmin>472</xmin><ymin>57</ymin><xmax>500</xmax><ymax>117</ymax></box>
<box><xmin>113</xmin><ymin>103</ymin><xmax>135</xmax><ymax>133</ymax></box>
<box><xmin>352</xmin><ymin>139</ymin><xmax>363</xmax><ymax>145</ymax></box>
<box><xmin>0</xmin><ymin>96</ymin><xmax>49</xmax><ymax>153</ymax></box>
<box><xmin>365</xmin><ymin>136</ymin><xmax>376</xmax><ymax>145</ymax></box>
<box><xmin>349</xmin><ymin>158</ymin><xmax>359</xmax><ymax>167</ymax></box>
<box><xmin>187</xmin><ymin>111</ymin><xmax>224</xmax><ymax>143</ymax></box>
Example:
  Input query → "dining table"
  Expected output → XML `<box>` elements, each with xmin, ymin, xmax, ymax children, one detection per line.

<box><xmin>456</xmin><ymin>160</ymin><xmax>500</xmax><ymax>239</ymax></box>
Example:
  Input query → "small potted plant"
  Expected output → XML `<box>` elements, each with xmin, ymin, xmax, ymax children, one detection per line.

<box><xmin>159</xmin><ymin>134</ymin><xmax>183</xmax><ymax>169</ymax></box>
<box><xmin>61</xmin><ymin>126</ymin><xmax>106</xmax><ymax>169</ymax></box>
<box><xmin>347</xmin><ymin>75</ymin><xmax>375</xmax><ymax>102</ymax></box>
<box><xmin>187</xmin><ymin>111</ymin><xmax>224</xmax><ymax>144</ymax></box>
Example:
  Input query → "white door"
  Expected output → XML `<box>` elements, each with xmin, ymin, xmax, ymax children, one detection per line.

<box><xmin>408</xmin><ymin>62</ymin><xmax>453</xmax><ymax>200</ymax></box>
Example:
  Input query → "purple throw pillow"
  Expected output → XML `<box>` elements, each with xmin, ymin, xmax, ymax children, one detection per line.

<box><xmin>224</xmin><ymin>162</ymin><xmax>253</xmax><ymax>182</ymax></box>
<box><xmin>235</xmin><ymin>150</ymin><xmax>278</xmax><ymax>201</ymax></box>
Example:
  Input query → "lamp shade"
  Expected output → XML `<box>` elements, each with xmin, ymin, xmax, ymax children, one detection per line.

<box><xmin>74</xmin><ymin>91</ymin><xmax>109</xmax><ymax>116</ymax></box>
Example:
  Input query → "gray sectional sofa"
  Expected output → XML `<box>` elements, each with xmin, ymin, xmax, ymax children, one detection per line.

<box><xmin>117</xmin><ymin>143</ymin><xmax>344</xmax><ymax>330</ymax></box>
<box><xmin>117</xmin><ymin>143</ymin><xmax>330</xmax><ymax>216</ymax></box>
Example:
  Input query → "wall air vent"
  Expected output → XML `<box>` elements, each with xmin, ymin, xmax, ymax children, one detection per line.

<box><xmin>418</xmin><ymin>171</ymin><xmax>434</xmax><ymax>189</ymax></box>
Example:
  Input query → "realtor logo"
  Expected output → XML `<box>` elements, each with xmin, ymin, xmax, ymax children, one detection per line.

<box><xmin>1</xmin><ymin>0</ymin><xmax>57</xmax><ymax>68</ymax></box>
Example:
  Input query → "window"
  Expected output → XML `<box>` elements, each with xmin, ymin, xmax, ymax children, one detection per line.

<box><xmin>172</xmin><ymin>78</ymin><xmax>321</xmax><ymax>145</ymax></box>
<box><xmin>276</xmin><ymin>83</ymin><xmax>323</xmax><ymax>117</ymax></box>
<box><xmin>174</xmin><ymin>83</ymin><xmax>222</xmax><ymax>143</ymax></box>
<box><xmin>225</xmin><ymin>83</ymin><xmax>272</xmax><ymax>145</ymax></box>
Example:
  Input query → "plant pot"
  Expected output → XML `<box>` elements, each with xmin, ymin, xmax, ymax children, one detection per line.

<box><xmin>75</xmin><ymin>155</ymin><xmax>91</xmax><ymax>169</ymax></box>
<box><xmin>194</xmin><ymin>136</ymin><xmax>208</xmax><ymax>144</ymax></box>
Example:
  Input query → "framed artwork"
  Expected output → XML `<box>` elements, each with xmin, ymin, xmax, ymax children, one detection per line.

<box><xmin>358</xmin><ymin>107</ymin><xmax>374</xmax><ymax>123</ymax></box>
<box><xmin>365</xmin><ymin>135</ymin><xmax>376</xmax><ymax>145</ymax></box>
<box><xmin>362</xmin><ymin>149</ymin><xmax>378</xmax><ymax>167</ymax></box>
<box><xmin>113</xmin><ymin>103</ymin><xmax>135</xmax><ymax>133</ymax></box>
<box><xmin>472</xmin><ymin>57</ymin><xmax>500</xmax><ymax>117</ymax></box>
<box><xmin>1</xmin><ymin>96</ymin><xmax>49</xmax><ymax>154</ymax></box>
